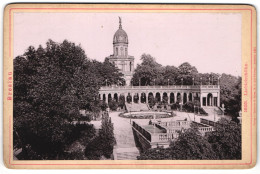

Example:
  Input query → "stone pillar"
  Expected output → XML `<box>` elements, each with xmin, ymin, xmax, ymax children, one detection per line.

<box><xmin>200</xmin><ymin>93</ymin><xmax>203</xmax><ymax>107</ymax></box>
<box><xmin>174</xmin><ymin>93</ymin><xmax>177</xmax><ymax>103</ymax></box>
<box><xmin>100</xmin><ymin>93</ymin><xmax>103</xmax><ymax>101</ymax></box>
<box><xmin>181</xmin><ymin>93</ymin><xmax>183</xmax><ymax>105</ymax></box>
<box><xmin>160</xmin><ymin>92</ymin><xmax>163</xmax><ymax>102</ymax></box>
<box><xmin>167</xmin><ymin>93</ymin><xmax>170</xmax><ymax>104</ymax></box>
<box><xmin>146</xmin><ymin>93</ymin><xmax>148</xmax><ymax>103</ymax></box>
<box><xmin>139</xmin><ymin>93</ymin><xmax>142</xmax><ymax>103</ymax></box>
<box><xmin>106</xmin><ymin>94</ymin><xmax>109</xmax><ymax>104</ymax></box>
<box><xmin>206</xmin><ymin>95</ymin><xmax>208</xmax><ymax>106</ymax></box>
<box><xmin>111</xmin><ymin>93</ymin><xmax>114</xmax><ymax>101</ymax></box>
<box><xmin>217</xmin><ymin>92</ymin><xmax>220</xmax><ymax>107</ymax></box>
<box><xmin>132</xmin><ymin>93</ymin><xmax>134</xmax><ymax>103</ymax></box>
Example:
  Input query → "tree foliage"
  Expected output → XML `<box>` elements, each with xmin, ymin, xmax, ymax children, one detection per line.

<box><xmin>206</xmin><ymin>118</ymin><xmax>241</xmax><ymax>159</ymax></box>
<box><xmin>138</xmin><ymin>126</ymin><xmax>217</xmax><ymax>160</ymax></box>
<box><xmin>85</xmin><ymin>113</ymin><xmax>116</xmax><ymax>159</ymax></box>
<box><xmin>132</xmin><ymin>54</ymin><xmax>241</xmax><ymax>117</ymax></box>
<box><xmin>138</xmin><ymin>118</ymin><xmax>241</xmax><ymax>160</ymax></box>
<box><xmin>14</xmin><ymin>40</ymin><xmax>123</xmax><ymax>159</ymax></box>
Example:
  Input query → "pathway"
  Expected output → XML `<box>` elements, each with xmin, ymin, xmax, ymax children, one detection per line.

<box><xmin>109</xmin><ymin>112</ymin><xmax>140</xmax><ymax>160</ymax></box>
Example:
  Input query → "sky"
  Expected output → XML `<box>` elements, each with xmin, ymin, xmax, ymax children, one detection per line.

<box><xmin>14</xmin><ymin>12</ymin><xmax>241</xmax><ymax>76</ymax></box>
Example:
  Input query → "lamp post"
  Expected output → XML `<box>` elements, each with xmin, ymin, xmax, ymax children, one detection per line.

<box><xmin>221</xmin><ymin>103</ymin><xmax>225</xmax><ymax>117</ymax></box>
<box><xmin>193</xmin><ymin>105</ymin><xmax>196</xmax><ymax>121</ymax></box>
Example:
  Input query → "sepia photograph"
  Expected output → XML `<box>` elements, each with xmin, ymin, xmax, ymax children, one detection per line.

<box><xmin>3</xmin><ymin>3</ymin><xmax>257</xmax><ymax>169</ymax></box>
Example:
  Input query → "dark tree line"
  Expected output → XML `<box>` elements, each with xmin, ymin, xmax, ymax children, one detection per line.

<box><xmin>13</xmin><ymin>40</ymin><xmax>122</xmax><ymax>159</ymax></box>
<box><xmin>132</xmin><ymin>54</ymin><xmax>241</xmax><ymax>117</ymax></box>
<box><xmin>138</xmin><ymin>118</ymin><xmax>241</xmax><ymax>160</ymax></box>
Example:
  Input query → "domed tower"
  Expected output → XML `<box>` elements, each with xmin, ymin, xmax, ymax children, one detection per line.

<box><xmin>106</xmin><ymin>17</ymin><xmax>135</xmax><ymax>86</ymax></box>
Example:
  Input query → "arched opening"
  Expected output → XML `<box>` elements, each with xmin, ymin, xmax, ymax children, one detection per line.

<box><xmin>118</xmin><ymin>94</ymin><xmax>125</xmax><ymax>109</ymax></box>
<box><xmin>116</xmin><ymin>47</ymin><xmax>118</xmax><ymax>56</ymax></box>
<box><xmin>103</xmin><ymin>94</ymin><xmax>106</xmax><ymax>102</ymax></box>
<box><xmin>141</xmin><ymin>93</ymin><xmax>146</xmax><ymax>103</ymax></box>
<box><xmin>130</xmin><ymin>61</ymin><xmax>132</xmax><ymax>72</ymax></box>
<box><xmin>148</xmin><ymin>93</ymin><xmax>155</xmax><ymax>107</ymax></box>
<box><xmin>207</xmin><ymin>93</ymin><xmax>213</xmax><ymax>106</ymax></box>
<box><xmin>108</xmin><ymin>93</ymin><xmax>112</xmax><ymax>103</ymax></box>
<box><xmin>127</xmin><ymin>93</ymin><xmax>132</xmax><ymax>103</ymax></box>
<box><xmin>189</xmin><ymin>93</ymin><xmax>192</xmax><ymax>102</ymax></box>
<box><xmin>163</xmin><ymin>92</ymin><xmax>168</xmax><ymax>104</ymax></box>
<box><xmin>133</xmin><ymin>93</ymin><xmax>139</xmax><ymax>103</ymax></box>
<box><xmin>170</xmin><ymin>93</ymin><xmax>175</xmax><ymax>104</ymax></box>
<box><xmin>114</xmin><ymin>93</ymin><xmax>118</xmax><ymax>102</ymax></box>
<box><xmin>177</xmin><ymin>93</ymin><xmax>181</xmax><ymax>103</ymax></box>
<box><xmin>183</xmin><ymin>93</ymin><xmax>187</xmax><ymax>104</ymax></box>
<box><xmin>155</xmin><ymin>92</ymin><xmax>161</xmax><ymax>103</ymax></box>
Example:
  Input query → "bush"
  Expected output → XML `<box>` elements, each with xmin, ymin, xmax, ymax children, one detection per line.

<box><xmin>183</xmin><ymin>101</ymin><xmax>194</xmax><ymax>112</ymax></box>
<box><xmin>85</xmin><ymin>113</ymin><xmax>115</xmax><ymax>159</ymax></box>
<box><xmin>171</xmin><ymin>103</ymin><xmax>180</xmax><ymax>110</ymax></box>
<box><xmin>108</xmin><ymin>100</ymin><xmax>118</xmax><ymax>111</ymax></box>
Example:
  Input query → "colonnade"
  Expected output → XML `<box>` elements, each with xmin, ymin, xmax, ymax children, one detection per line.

<box><xmin>99</xmin><ymin>85</ymin><xmax>220</xmax><ymax>107</ymax></box>
<box><xmin>99</xmin><ymin>91</ymin><xmax>220</xmax><ymax>107</ymax></box>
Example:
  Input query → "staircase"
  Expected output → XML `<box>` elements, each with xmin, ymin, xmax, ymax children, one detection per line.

<box><xmin>203</xmin><ymin>106</ymin><xmax>223</xmax><ymax>115</ymax></box>
<box><xmin>125</xmin><ymin>103</ymin><xmax>150</xmax><ymax>112</ymax></box>
<box><xmin>113</xmin><ymin>147</ymin><xmax>140</xmax><ymax>160</ymax></box>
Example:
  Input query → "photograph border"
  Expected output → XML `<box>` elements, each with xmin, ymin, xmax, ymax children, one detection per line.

<box><xmin>3</xmin><ymin>3</ymin><xmax>257</xmax><ymax>169</ymax></box>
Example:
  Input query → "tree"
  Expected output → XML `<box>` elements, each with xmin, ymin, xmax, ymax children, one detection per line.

<box><xmin>13</xmin><ymin>39</ymin><xmax>123</xmax><ymax>159</ymax></box>
<box><xmin>138</xmin><ymin>126</ymin><xmax>217</xmax><ymax>160</ymax></box>
<box><xmin>176</xmin><ymin>62</ymin><xmax>198</xmax><ymax>85</ymax></box>
<box><xmin>220</xmin><ymin>74</ymin><xmax>241</xmax><ymax>117</ymax></box>
<box><xmin>85</xmin><ymin>113</ymin><xmax>116</xmax><ymax>159</ymax></box>
<box><xmin>118</xmin><ymin>95</ymin><xmax>125</xmax><ymax>109</ymax></box>
<box><xmin>132</xmin><ymin>54</ymin><xmax>163</xmax><ymax>86</ymax></box>
<box><xmin>108</xmin><ymin>100</ymin><xmax>118</xmax><ymax>111</ymax></box>
<box><xmin>169</xmin><ymin>127</ymin><xmax>217</xmax><ymax>159</ymax></box>
<box><xmin>207</xmin><ymin>118</ymin><xmax>241</xmax><ymax>159</ymax></box>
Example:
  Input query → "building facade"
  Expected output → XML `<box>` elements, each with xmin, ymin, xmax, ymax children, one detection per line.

<box><xmin>106</xmin><ymin>17</ymin><xmax>134</xmax><ymax>86</ymax></box>
<box><xmin>101</xmin><ymin>18</ymin><xmax>221</xmax><ymax>108</ymax></box>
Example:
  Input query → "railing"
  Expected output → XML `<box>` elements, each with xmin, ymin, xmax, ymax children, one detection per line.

<box><xmin>156</xmin><ymin>121</ymin><xmax>191</xmax><ymax>128</ymax></box>
<box><xmin>200</xmin><ymin>118</ymin><xmax>219</xmax><ymax>127</ymax></box>
<box><xmin>198</xmin><ymin>126</ymin><xmax>215</xmax><ymax>133</ymax></box>
<box><xmin>100</xmin><ymin>85</ymin><xmax>219</xmax><ymax>91</ymax></box>
<box><xmin>132</xmin><ymin>121</ymin><xmax>151</xmax><ymax>141</ymax></box>
<box><xmin>151</xmin><ymin>133</ymin><xmax>178</xmax><ymax>142</ymax></box>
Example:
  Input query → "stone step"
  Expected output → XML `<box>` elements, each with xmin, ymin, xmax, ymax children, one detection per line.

<box><xmin>113</xmin><ymin>147</ymin><xmax>140</xmax><ymax>160</ymax></box>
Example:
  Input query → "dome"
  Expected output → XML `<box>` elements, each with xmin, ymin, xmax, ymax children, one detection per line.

<box><xmin>113</xmin><ymin>29</ymin><xmax>128</xmax><ymax>44</ymax></box>
<box><xmin>113</xmin><ymin>17</ymin><xmax>128</xmax><ymax>44</ymax></box>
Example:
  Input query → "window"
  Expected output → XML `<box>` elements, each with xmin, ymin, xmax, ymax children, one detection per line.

<box><xmin>116</xmin><ymin>47</ymin><xmax>118</xmax><ymax>55</ymax></box>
